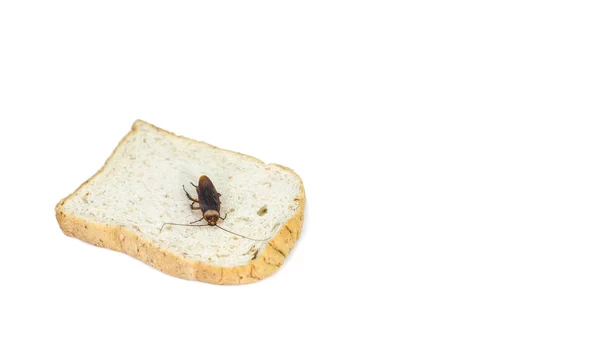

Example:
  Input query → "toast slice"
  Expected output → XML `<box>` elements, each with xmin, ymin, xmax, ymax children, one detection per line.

<box><xmin>55</xmin><ymin>120</ymin><xmax>305</xmax><ymax>285</ymax></box>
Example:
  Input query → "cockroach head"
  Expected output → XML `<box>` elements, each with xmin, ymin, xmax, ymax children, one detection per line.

<box><xmin>204</xmin><ymin>210</ymin><xmax>220</xmax><ymax>226</ymax></box>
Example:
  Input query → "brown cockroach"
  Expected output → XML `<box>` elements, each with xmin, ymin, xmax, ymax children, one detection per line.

<box><xmin>160</xmin><ymin>175</ymin><xmax>269</xmax><ymax>241</ymax></box>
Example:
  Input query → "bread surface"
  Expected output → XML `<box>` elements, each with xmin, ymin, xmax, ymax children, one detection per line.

<box><xmin>55</xmin><ymin>120</ymin><xmax>305</xmax><ymax>285</ymax></box>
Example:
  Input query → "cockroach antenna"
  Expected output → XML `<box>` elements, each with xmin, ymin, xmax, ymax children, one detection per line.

<box><xmin>159</xmin><ymin>222</ymin><xmax>271</xmax><ymax>242</ymax></box>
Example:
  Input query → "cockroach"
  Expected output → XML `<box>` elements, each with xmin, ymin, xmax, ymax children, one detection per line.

<box><xmin>160</xmin><ymin>175</ymin><xmax>269</xmax><ymax>242</ymax></box>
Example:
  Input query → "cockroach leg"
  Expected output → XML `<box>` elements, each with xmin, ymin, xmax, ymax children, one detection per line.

<box><xmin>189</xmin><ymin>217</ymin><xmax>204</xmax><ymax>224</ymax></box>
<box><xmin>190</xmin><ymin>202</ymin><xmax>201</xmax><ymax>210</ymax></box>
<box><xmin>190</xmin><ymin>182</ymin><xmax>198</xmax><ymax>189</ymax></box>
<box><xmin>183</xmin><ymin>185</ymin><xmax>199</xmax><ymax>203</ymax></box>
<box><xmin>220</xmin><ymin>213</ymin><xmax>228</xmax><ymax>221</ymax></box>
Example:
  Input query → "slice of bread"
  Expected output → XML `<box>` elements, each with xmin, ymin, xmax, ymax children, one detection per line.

<box><xmin>55</xmin><ymin>120</ymin><xmax>305</xmax><ymax>285</ymax></box>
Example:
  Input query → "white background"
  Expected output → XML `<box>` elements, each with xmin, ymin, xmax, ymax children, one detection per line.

<box><xmin>1</xmin><ymin>1</ymin><xmax>599</xmax><ymax>349</ymax></box>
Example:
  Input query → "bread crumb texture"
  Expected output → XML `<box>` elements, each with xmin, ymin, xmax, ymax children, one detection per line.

<box><xmin>55</xmin><ymin>120</ymin><xmax>305</xmax><ymax>285</ymax></box>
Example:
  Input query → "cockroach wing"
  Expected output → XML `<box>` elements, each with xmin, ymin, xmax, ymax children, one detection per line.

<box><xmin>197</xmin><ymin>175</ymin><xmax>221</xmax><ymax>213</ymax></box>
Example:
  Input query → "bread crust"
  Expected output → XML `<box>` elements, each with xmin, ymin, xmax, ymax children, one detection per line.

<box><xmin>55</xmin><ymin>120</ymin><xmax>305</xmax><ymax>285</ymax></box>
